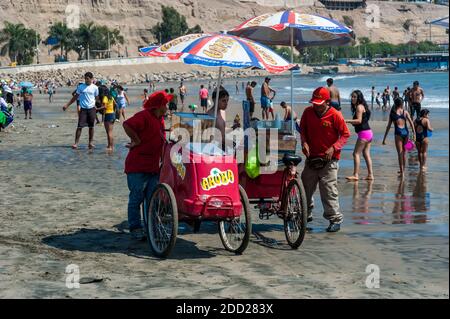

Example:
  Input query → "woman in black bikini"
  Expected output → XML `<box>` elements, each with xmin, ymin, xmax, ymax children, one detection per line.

<box><xmin>382</xmin><ymin>97</ymin><xmax>415</xmax><ymax>179</ymax></box>
<box><xmin>414</xmin><ymin>109</ymin><xmax>433</xmax><ymax>172</ymax></box>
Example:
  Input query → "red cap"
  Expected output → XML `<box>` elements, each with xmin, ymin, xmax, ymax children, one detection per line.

<box><xmin>310</xmin><ymin>87</ymin><xmax>330</xmax><ymax>105</ymax></box>
<box><xmin>143</xmin><ymin>90</ymin><xmax>173</xmax><ymax>110</ymax></box>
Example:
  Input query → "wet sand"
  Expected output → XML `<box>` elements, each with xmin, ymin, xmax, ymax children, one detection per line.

<box><xmin>0</xmin><ymin>83</ymin><xmax>448</xmax><ymax>298</ymax></box>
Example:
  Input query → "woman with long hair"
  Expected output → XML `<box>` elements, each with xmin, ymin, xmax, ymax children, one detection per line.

<box><xmin>382</xmin><ymin>97</ymin><xmax>415</xmax><ymax>179</ymax></box>
<box><xmin>345</xmin><ymin>90</ymin><xmax>374</xmax><ymax>180</ymax></box>
<box><xmin>97</xmin><ymin>90</ymin><xmax>117</xmax><ymax>152</ymax></box>
<box><xmin>414</xmin><ymin>108</ymin><xmax>433</xmax><ymax>171</ymax></box>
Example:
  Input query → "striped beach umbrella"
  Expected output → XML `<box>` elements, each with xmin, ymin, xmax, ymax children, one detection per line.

<box><xmin>228</xmin><ymin>10</ymin><xmax>355</xmax><ymax>131</ymax></box>
<box><xmin>144</xmin><ymin>33</ymin><xmax>295</xmax><ymax>128</ymax></box>
<box><xmin>142</xmin><ymin>33</ymin><xmax>295</xmax><ymax>74</ymax></box>
<box><xmin>228</xmin><ymin>10</ymin><xmax>354</xmax><ymax>49</ymax></box>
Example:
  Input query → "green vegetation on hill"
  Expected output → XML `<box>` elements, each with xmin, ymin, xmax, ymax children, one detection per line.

<box><xmin>272</xmin><ymin>38</ymin><xmax>443</xmax><ymax>64</ymax></box>
<box><xmin>151</xmin><ymin>5</ymin><xmax>202</xmax><ymax>44</ymax></box>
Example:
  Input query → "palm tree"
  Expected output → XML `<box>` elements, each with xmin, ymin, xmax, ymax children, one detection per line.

<box><xmin>0</xmin><ymin>22</ymin><xmax>39</xmax><ymax>65</ymax></box>
<box><xmin>48</xmin><ymin>22</ymin><xmax>74</xmax><ymax>59</ymax></box>
<box><xmin>0</xmin><ymin>22</ymin><xmax>28</xmax><ymax>63</ymax></box>
<box><xmin>75</xmin><ymin>22</ymin><xmax>96</xmax><ymax>59</ymax></box>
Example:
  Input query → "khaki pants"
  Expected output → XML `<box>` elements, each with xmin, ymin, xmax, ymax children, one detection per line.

<box><xmin>301</xmin><ymin>160</ymin><xmax>343</xmax><ymax>224</ymax></box>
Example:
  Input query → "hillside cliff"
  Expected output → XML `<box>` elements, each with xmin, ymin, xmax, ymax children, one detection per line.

<box><xmin>0</xmin><ymin>0</ymin><xmax>448</xmax><ymax>65</ymax></box>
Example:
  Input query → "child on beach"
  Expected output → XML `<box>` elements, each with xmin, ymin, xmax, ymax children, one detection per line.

<box><xmin>414</xmin><ymin>109</ymin><xmax>433</xmax><ymax>172</ymax></box>
<box><xmin>116</xmin><ymin>86</ymin><xmax>130</xmax><ymax>121</ymax></box>
<box><xmin>382</xmin><ymin>97</ymin><xmax>416</xmax><ymax>179</ymax></box>
<box><xmin>97</xmin><ymin>90</ymin><xmax>117</xmax><ymax>152</ymax></box>
<box><xmin>345</xmin><ymin>90</ymin><xmax>374</xmax><ymax>181</ymax></box>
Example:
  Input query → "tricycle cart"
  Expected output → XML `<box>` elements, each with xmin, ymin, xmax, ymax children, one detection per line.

<box><xmin>143</xmin><ymin>113</ymin><xmax>251</xmax><ymax>258</ymax></box>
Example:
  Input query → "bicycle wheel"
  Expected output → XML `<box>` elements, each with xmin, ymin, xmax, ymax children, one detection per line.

<box><xmin>146</xmin><ymin>183</ymin><xmax>178</xmax><ymax>258</ymax></box>
<box><xmin>283</xmin><ymin>179</ymin><xmax>307</xmax><ymax>249</ymax></box>
<box><xmin>218</xmin><ymin>185</ymin><xmax>252</xmax><ymax>255</ymax></box>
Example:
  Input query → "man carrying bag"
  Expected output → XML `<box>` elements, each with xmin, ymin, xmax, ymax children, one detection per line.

<box><xmin>300</xmin><ymin>87</ymin><xmax>350</xmax><ymax>232</ymax></box>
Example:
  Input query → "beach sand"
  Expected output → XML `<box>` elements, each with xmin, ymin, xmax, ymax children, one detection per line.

<box><xmin>0</xmin><ymin>83</ymin><xmax>448</xmax><ymax>298</ymax></box>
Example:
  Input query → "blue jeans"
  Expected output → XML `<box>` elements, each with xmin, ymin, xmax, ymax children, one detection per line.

<box><xmin>127</xmin><ymin>173</ymin><xmax>159</xmax><ymax>231</ymax></box>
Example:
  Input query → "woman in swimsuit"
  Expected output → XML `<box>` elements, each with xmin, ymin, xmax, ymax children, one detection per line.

<box><xmin>414</xmin><ymin>109</ymin><xmax>433</xmax><ymax>172</ymax></box>
<box><xmin>345</xmin><ymin>90</ymin><xmax>374</xmax><ymax>181</ymax></box>
<box><xmin>382</xmin><ymin>97</ymin><xmax>415</xmax><ymax>179</ymax></box>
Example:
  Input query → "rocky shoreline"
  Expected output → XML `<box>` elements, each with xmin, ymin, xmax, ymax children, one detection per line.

<box><xmin>0</xmin><ymin>62</ymin><xmax>394</xmax><ymax>87</ymax></box>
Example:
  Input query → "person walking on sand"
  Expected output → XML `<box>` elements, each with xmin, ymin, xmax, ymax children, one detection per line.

<box><xmin>63</xmin><ymin>72</ymin><xmax>100</xmax><ymax>150</ymax></box>
<box><xmin>345</xmin><ymin>90</ymin><xmax>374</xmax><ymax>181</ymax></box>
<box><xmin>409</xmin><ymin>81</ymin><xmax>425</xmax><ymax>119</ymax></box>
<box><xmin>97</xmin><ymin>89</ymin><xmax>117</xmax><ymax>151</ymax></box>
<box><xmin>123</xmin><ymin>90</ymin><xmax>173</xmax><ymax>241</ymax></box>
<box><xmin>22</xmin><ymin>87</ymin><xmax>33</xmax><ymax>120</ymax></box>
<box><xmin>261</xmin><ymin>77</ymin><xmax>276</xmax><ymax>120</ymax></box>
<box><xmin>48</xmin><ymin>83</ymin><xmax>55</xmax><ymax>103</ymax></box>
<box><xmin>382</xmin><ymin>97</ymin><xmax>416</xmax><ymax>179</ymax></box>
<box><xmin>326</xmin><ymin>78</ymin><xmax>341</xmax><ymax>111</ymax></box>
<box><xmin>199</xmin><ymin>84</ymin><xmax>209</xmax><ymax>113</ymax></box>
<box><xmin>300</xmin><ymin>87</ymin><xmax>350</xmax><ymax>232</ymax></box>
<box><xmin>115</xmin><ymin>86</ymin><xmax>130</xmax><ymax>121</ymax></box>
<box><xmin>414</xmin><ymin>109</ymin><xmax>433</xmax><ymax>172</ymax></box>
<box><xmin>179</xmin><ymin>81</ymin><xmax>187</xmax><ymax>110</ymax></box>
<box><xmin>168</xmin><ymin>87</ymin><xmax>178</xmax><ymax>116</ymax></box>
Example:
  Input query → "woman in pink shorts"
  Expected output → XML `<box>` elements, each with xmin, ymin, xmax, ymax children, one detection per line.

<box><xmin>345</xmin><ymin>90</ymin><xmax>374</xmax><ymax>181</ymax></box>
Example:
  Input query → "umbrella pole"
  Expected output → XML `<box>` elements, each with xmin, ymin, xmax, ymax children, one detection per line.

<box><xmin>213</xmin><ymin>66</ymin><xmax>223</xmax><ymax>135</ymax></box>
<box><xmin>290</xmin><ymin>28</ymin><xmax>294</xmax><ymax>134</ymax></box>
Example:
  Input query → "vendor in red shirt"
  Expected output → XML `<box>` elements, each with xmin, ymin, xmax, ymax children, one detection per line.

<box><xmin>300</xmin><ymin>87</ymin><xmax>350</xmax><ymax>232</ymax></box>
<box><xmin>123</xmin><ymin>90</ymin><xmax>172</xmax><ymax>240</ymax></box>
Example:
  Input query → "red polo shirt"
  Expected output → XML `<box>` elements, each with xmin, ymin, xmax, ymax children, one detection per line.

<box><xmin>124</xmin><ymin>109</ymin><xmax>165</xmax><ymax>174</ymax></box>
<box><xmin>300</xmin><ymin>105</ymin><xmax>350</xmax><ymax>160</ymax></box>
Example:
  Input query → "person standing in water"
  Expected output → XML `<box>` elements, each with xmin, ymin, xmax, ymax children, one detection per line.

<box><xmin>179</xmin><ymin>81</ymin><xmax>187</xmax><ymax>110</ymax></box>
<box><xmin>382</xmin><ymin>97</ymin><xmax>415</xmax><ymax>179</ymax></box>
<box><xmin>345</xmin><ymin>90</ymin><xmax>374</xmax><ymax>181</ymax></box>
<box><xmin>326</xmin><ymin>78</ymin><xmax>341</xmax><ymax>111</ymax></box>
<box><xmin>414</xmin><ymin>109</ymin><xmax>433</xmax><ymax>172</ymax></box>
<box><xmin>97</xmin><ymin>89</ymin><xmax>117</xmax><ymax>152</ymax></box>
<box><xmin>63</xmin><ymin>72</ymin><xmax>100</xmax><ymax>150</ymax></box>
<box><xmin>409</xmin><ymin>81</ymin><xmax>425</xmax><ymax>119</ymax></box>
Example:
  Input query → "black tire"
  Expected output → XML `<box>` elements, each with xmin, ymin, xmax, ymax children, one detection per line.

<box><xmin>146</xmin><ymin>183</ymin><xmax>178</xmax><ymax>258</ymax></box>
<box><xmin>218</xmin><ymin>185</ymin><xmax>252</xmax><ymax>254</ymax></box>
<box><xmin>283</xmin><ymin>179</ymin><xmax>307</xmax><ymax>249</ymax></box>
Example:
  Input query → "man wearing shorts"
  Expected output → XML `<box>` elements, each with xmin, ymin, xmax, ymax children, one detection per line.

<box><xmin>409</xmin><ymin>81</ymin><xmax>424</xmax><ymax>119</ymax></box>
<box><xmin>179</xmin><ymin>81</ymin><xmax>187</xmax><ymax>109</ymax></box>
<box><xmin>199</xmin><ymin>85</ymin><xmax>209</xmax><ymax>113</ymax></box>
<box><xmin>246</xmin><ymin>81</ymin><xmax>257</xmax><ymax>118</ymax></box>
<box><xmin>63</xmin><ymin>72</ymin><xmax>99</xmax><ymax>149</ymax></box>
<box><xmin>261</xmin><ymin>77</ymin><xmax>276</xmax><ymax>120</ymax></box>
<box><xmin>22</xmin><ymin>88</ymin><xmax>33</xmax><ymax>120</ymax></box>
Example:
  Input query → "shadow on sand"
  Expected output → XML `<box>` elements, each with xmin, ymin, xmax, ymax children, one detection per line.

<box><xmin>42</xmin><ymin>227</ymin><xmax>216</xmax><ymax>260</ymax></box>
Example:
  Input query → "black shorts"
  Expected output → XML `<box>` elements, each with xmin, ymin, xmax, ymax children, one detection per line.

<box><xmin>24</xmin><ymin>100</ymin><xmax>32</xmax><ymax>111</ymax></box>
<box><xmin>200</xmin><ymin>98</ymin><xmax>208</xmax><ymax>107</ymax></box>
<box><xmin>248</xmin><ymin>101</ymin><xmax>255</xmax><ymax>113</ymax></box>
<box><xmin>169</xmin><ymin>102</ymin><xmax>177</xmax><ymax>111</ymax></box>
<box><xmin>78</xmin><ymin>108</ymin><xmax>97</xmax><ymax>128</ymax></box>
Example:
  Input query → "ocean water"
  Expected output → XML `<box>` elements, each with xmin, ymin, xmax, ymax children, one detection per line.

<box><xmin>222</xmin><ymin>71</ymin><xmax>449</xmax><ymax>109</ymax></box>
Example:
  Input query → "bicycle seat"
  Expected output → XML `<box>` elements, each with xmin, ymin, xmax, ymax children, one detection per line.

<box><xmin>282</xmin><ymin>153</ymin><xmax>302</xmax><ymax>166</ymax></box>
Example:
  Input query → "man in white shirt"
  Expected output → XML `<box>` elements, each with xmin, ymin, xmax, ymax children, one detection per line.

<box><xmin>63</xmin><ymin>72</ymin><xmax>100</xmax><ymax>149</ymax></box>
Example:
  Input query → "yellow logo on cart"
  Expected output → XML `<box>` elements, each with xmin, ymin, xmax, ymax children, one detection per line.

<box><xmin>201</xmin><ymin>168</ymin><xmax>235</xmax><ymax>191</ymax></box>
